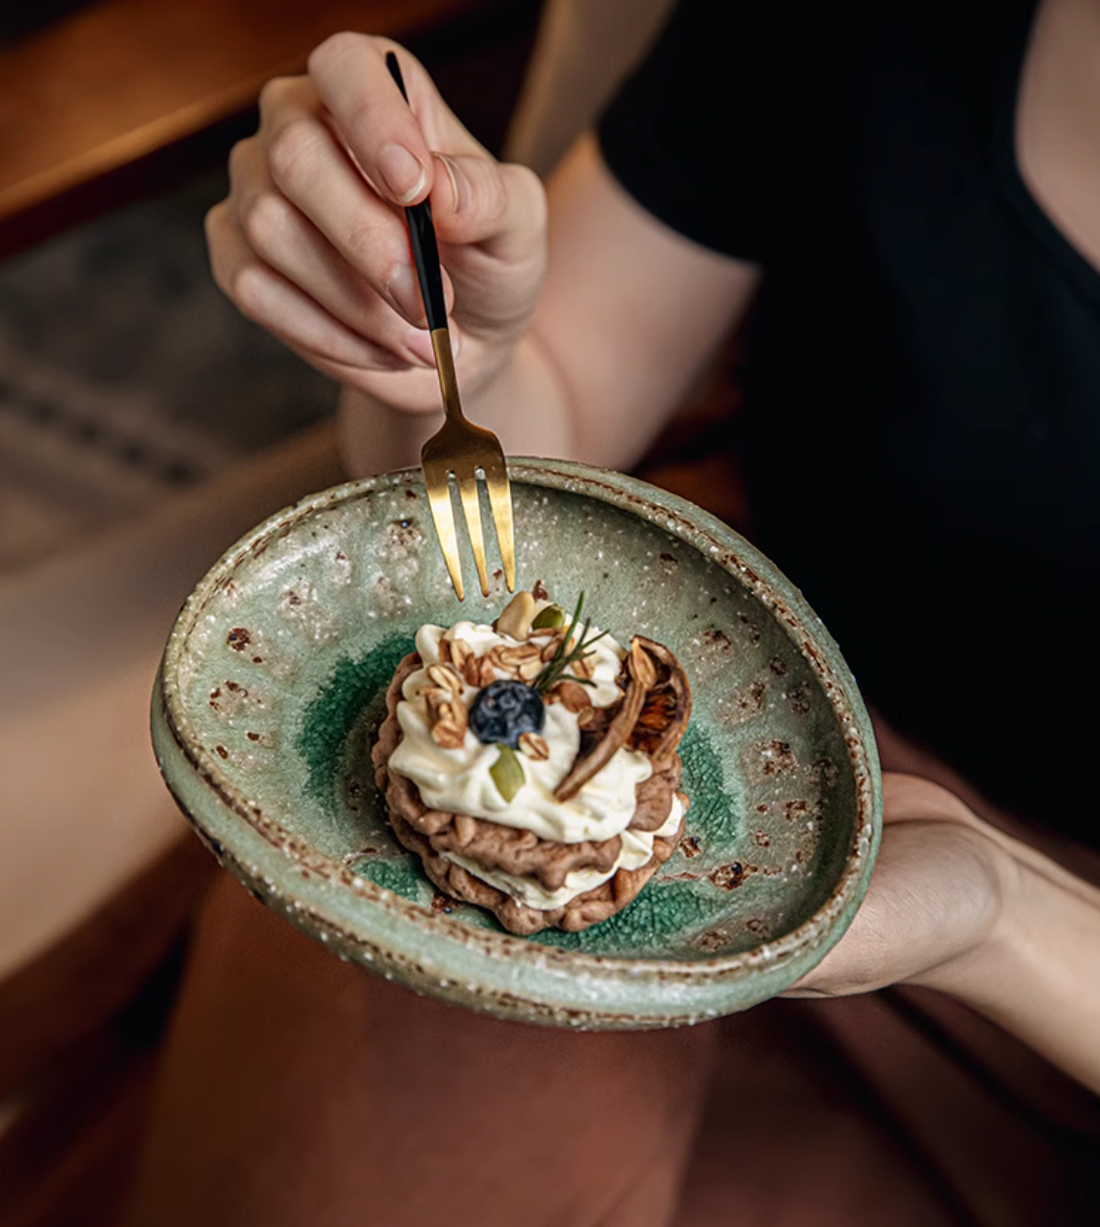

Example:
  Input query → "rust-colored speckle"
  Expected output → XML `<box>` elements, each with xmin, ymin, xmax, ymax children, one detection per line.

<box><xmin>754</xmin><ymin>830</ymin><xmax>771</xmax><ymax>848</ymax></box>
<box><xmin>695</xmin><ymin>929</ymin><xmax>728</xmax><ymax>953</ymax></box>
<box><xmin>246</xmin><ymin>732</ymin><xmax>261</xmax><ymax>742</ymax></box>
<box><xmin>737</xmin><ymin>613</ymin><xmax>761</xmax><ymax>645</ymax></box>
<box><xmin>761</xmin><ymin>740</ymin><xmax>795</xmax><ymax>775</ymax></box>
<box><xmin>811</xmin><ymin>758</ymin><xmax>839</xmax><ymax>787</ymax></box>
<box><xmin>701</xmin><ymin>628</ymin><xmax>731</xmax><ymax>651</ymax></box>
<box><xmin>710</xmin><ymin>862</ymin><xmax>746</xmax><ymax>890</ymax></box>
<box><xmin>768</xmin><ymin>656</ymin><xmax>788</xmax><ymax>676</ymax></box>
<box><xmin>388</xmin><ymin>517</ymin><xmax>420</xmax><ymax>546</ymax></box>
<box><xmin>679</xmin><ymin>835</ymin><xmax>702</xmax><ymax>859</ymax></box>
<box><xmin>252</xmin><ymin>656</ymin><xmax>263</xmax><ymax>664</ymax></box>
<box><xmin>745</xmin><ymin>917</ymin><xmax>768</xmax><ymax>937</ymax></box>
<box><xmin>740</xmin><ymin>678</ymin><xmax>767</xmax><ymax>713</ymax></box>
<box><xmin>227</xmin><ymin>627</ymin><xmax>251</xmax><ymax>651</ymax></box>
<box><xmin>214</xmin><ymin>745</ymin><xmax>228</xmax><ymax>760</ymax></box>
<box><xmin>431</xmin><ymin>892</ymin><xmax>454</xmax><ymax>914</ymax></box>
<box><xmin>532</xmin><ymin>579</ymin><xmax>549</xmax><ymax>601</ymax></box>
<box><xmin>787</xmin><ymin>686</ymin><xmax>812</xmax><ymax>715</ymax></box>
<box><xmin>405</xmin><ymin>488</ymin><xmax>417</xmax><ymax>499</ymax></box>
<box><xmin>225</xmin><ymin>681</ymin><xmax>244</xmax><ymax>694</ymax></box>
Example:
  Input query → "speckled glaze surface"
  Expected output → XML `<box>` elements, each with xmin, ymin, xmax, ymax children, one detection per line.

<box><xmin>152</xmin><ymin>460</ymin><xmax>881</xmax><ymax>1029</ymax></box>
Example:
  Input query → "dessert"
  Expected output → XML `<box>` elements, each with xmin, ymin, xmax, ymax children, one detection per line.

<box><xmin>371</xmin><ymin>591</ymin><xmax>691</xmax><ymax>935</ymax></box>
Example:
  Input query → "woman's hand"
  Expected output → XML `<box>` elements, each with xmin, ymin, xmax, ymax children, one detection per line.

<box><xmin>787</xmin><ymin>771</ymin><xmax>1100</xmax><ymax>1092</ymax></box>
<box><xmin>786</xmin><ymin>773</ymin><xmax>1014</xmax><ymax>998</ymax></box>
<box><xmin>206</xmin><ymin>35</ymin><xmax>547</xmax><ymax>410</ymax></box>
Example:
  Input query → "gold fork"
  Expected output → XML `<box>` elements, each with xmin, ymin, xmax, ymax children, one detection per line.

<box><xmin>386</xmin><ymin>52</ymin><xmax>515</xmax><ymax>601</ymax></box>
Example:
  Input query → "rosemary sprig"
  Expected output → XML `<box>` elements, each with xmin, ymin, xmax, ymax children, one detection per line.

<box><xmin>533</xmin><ymin>591</ymin><xmax>608</xmax><ymax>693</ymax></box>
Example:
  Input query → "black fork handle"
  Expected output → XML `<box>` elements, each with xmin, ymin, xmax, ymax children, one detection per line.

<box><xmin>385</xmin><ymin>51</ymin><xmax>449</xmax><ymax>333</ymax></box>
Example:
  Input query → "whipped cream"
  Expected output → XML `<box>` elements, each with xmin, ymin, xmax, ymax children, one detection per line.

<box><xmin>387</xmin><ymin>617</ymin><xmax>653</xmax><ymax>845</ymax></box>
<box><xmin>441</xmin><ymin>798</ymin><xmax>684</xmax><ymax>910</ymax></box>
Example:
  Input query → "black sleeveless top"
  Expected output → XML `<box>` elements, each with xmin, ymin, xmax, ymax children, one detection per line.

<box><xmin>599</xmin><ymin>0</ymin><xmax>1100</xmax><ymax>842</ymax></box>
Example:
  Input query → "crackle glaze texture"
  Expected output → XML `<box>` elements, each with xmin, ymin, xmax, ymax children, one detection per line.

<box><xmin>152</xmin><ymin>461</ymin><xmax>881</xmax><ymax>1028</ymax></box>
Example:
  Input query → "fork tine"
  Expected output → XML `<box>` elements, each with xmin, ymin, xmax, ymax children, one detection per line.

<box><xmin>423</xmin><ymin>463</ymin><xmax>465</xmax><ymax>600</ymax></box>
<box><xmin>455</xmin><ymin>470</ymin><xmax>490</xmax><ymax>597</ymax></box>
<box><xmin>480</xmin><ymin>454</ymin><xmax>516</xmax><ymax>593</ymax></box>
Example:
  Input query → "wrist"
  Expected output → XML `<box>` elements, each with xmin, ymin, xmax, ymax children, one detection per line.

<box><xmin>334</xmin><ymin>327</ymin><xmax>512</xmax><ymax>470</ymax></box>
<box><xmin>904</xmin><ymin>829</ymin><xmax>1022</xmax><ymax>1000</ymax></box>
<box><xmin>337</xmin><ymin>387</ymin><xmax>441</xmax><ymax>478</ymax></box>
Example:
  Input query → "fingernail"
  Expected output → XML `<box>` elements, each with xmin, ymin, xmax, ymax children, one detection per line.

<box><xmin>434</xmin><ymin>152</ymin><xmax>468</xmax><ymax>214</ymax></box>
<box><xmin>378</xmin><ymin>144</ymin><xmax>427</xmax><ymax>204</ymax></box>
<box><xmin>386</xmin><ymin>264</ymin><xmax>425</xmax><ymax>326</ymax></box>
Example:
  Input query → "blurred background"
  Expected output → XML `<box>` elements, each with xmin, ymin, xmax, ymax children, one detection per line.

<box><xmin>0</xmin><ymin>1</ymin><xmax>725</xmax><ymax>1222</ymax></box>
<box><xmin>0</xmin><ymin>0</ymin><xmax>546</xmax><ymax>575</ymax></box>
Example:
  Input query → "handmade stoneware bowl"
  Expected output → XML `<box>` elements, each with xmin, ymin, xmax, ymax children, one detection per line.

<box><xmin>152</xmin><ymin>459</ymin><xmax>881</xmax><ymax>1029</ymax></box>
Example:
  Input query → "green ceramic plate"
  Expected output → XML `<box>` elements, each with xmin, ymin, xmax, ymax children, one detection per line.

<box><xmin>152</xmin><ymin>459</ymin><xmax>881</xmax><ymax>1029</ymax></box>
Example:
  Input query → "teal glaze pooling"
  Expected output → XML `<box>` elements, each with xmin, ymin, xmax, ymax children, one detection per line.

<box><xmin>296</xmin><ymin>635</ymin><xmax>415</xmax><ymax>814</ymax></box>
<box><xmin>536</xmin><ymin>882</ymin><xmax>710</xmax><ymax>954</ymax></box>
<box><xmin>153</xmin><ymin>460</ymin><xmax>882</xmax><ymax>1029</ymax></box>
<box><xmin>356</xmin><ymin>857</ymin><xmax>423</xmax><ymax>903</ymax></box>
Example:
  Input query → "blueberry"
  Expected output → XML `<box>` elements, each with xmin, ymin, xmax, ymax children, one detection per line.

<box><xmin>469</xmin><ymin>680</ymin><xmax>545</xmax><ymax>748</ymax></box>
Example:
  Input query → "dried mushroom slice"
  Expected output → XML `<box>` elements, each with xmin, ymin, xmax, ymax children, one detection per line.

<box><xmin>627</xmin><ymin>636</ymin><xmax>692</xmax><ymax>764</ymax></box>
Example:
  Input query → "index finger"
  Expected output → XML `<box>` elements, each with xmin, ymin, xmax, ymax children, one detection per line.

<box><xmin>308</xmin><ymin>34</ymin><xmax>486</xmax><ymax>207</ymax></box>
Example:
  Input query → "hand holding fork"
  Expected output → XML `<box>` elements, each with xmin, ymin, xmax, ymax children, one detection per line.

<box><xmin>386</xmin><ymin>51</ymin><xmax>515</xmax><ymax>602</ymax></box>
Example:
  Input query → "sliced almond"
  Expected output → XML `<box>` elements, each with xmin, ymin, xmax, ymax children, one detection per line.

<box><xmin>430</xmin><ymin>721</ymin><xmax>466</xmax><ymax>750</ymax></box>
<box><xmin>422</xmin><ymin>687</ymin><xmax>451</xmax><ymax>719</ymax></box>
<box><xmin>462</xmin><ymin>653</ymin><xmax>483</xmax><ymax>687</ymax></box>
<box><xmin>518</xmin><ymin>732</ymin><xmax>550</xmax><ymax>760</ymax></box>
<box><xmin>539</xmin><ymin>635</ymin><xmax>563</xmax><ymax>662</ymax></box>
<box><xmin>426</xmin><ymin>663</ymin><xmax>463</xmax><ymax>694</ymax></box>
<box><xmin>556</xmin><ymin>681</ymin><xmax>592</xmax><ymax>714</ymax></box>
<box><xmin>437</xmin><ymin>637</ymin><xmax>453</xmax><ymax>665</ymax></box>
<box><xmin>496</xmin><ymin>644</ymin><xmax>541</xmax><ymax>668</ymax></box>
<box><xmin>450</xmin><ymin>638</ymin><xmax>473</xmax><ymax>672</ymax></box>
<box><xmin>424</xmin><ymin>680</ymin><xmax>468</xmax><ymax>750</ymax></box>
<box><xmin>517</xmin><ymin>657</ymin><xmax>542</xmax><ymax>681</ymax></box>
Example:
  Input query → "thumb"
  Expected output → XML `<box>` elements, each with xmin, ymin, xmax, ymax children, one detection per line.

<box><xmin>428</xmin><ymin>153</ymin><xmax>547</xmax><ymax>262</ymax></box>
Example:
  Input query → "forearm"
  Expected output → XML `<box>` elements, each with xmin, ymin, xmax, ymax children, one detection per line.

<box><xmin>914</xmin><ymin>837</ymin><xmax>1100</xmax><ymax>1095</ymax></box>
